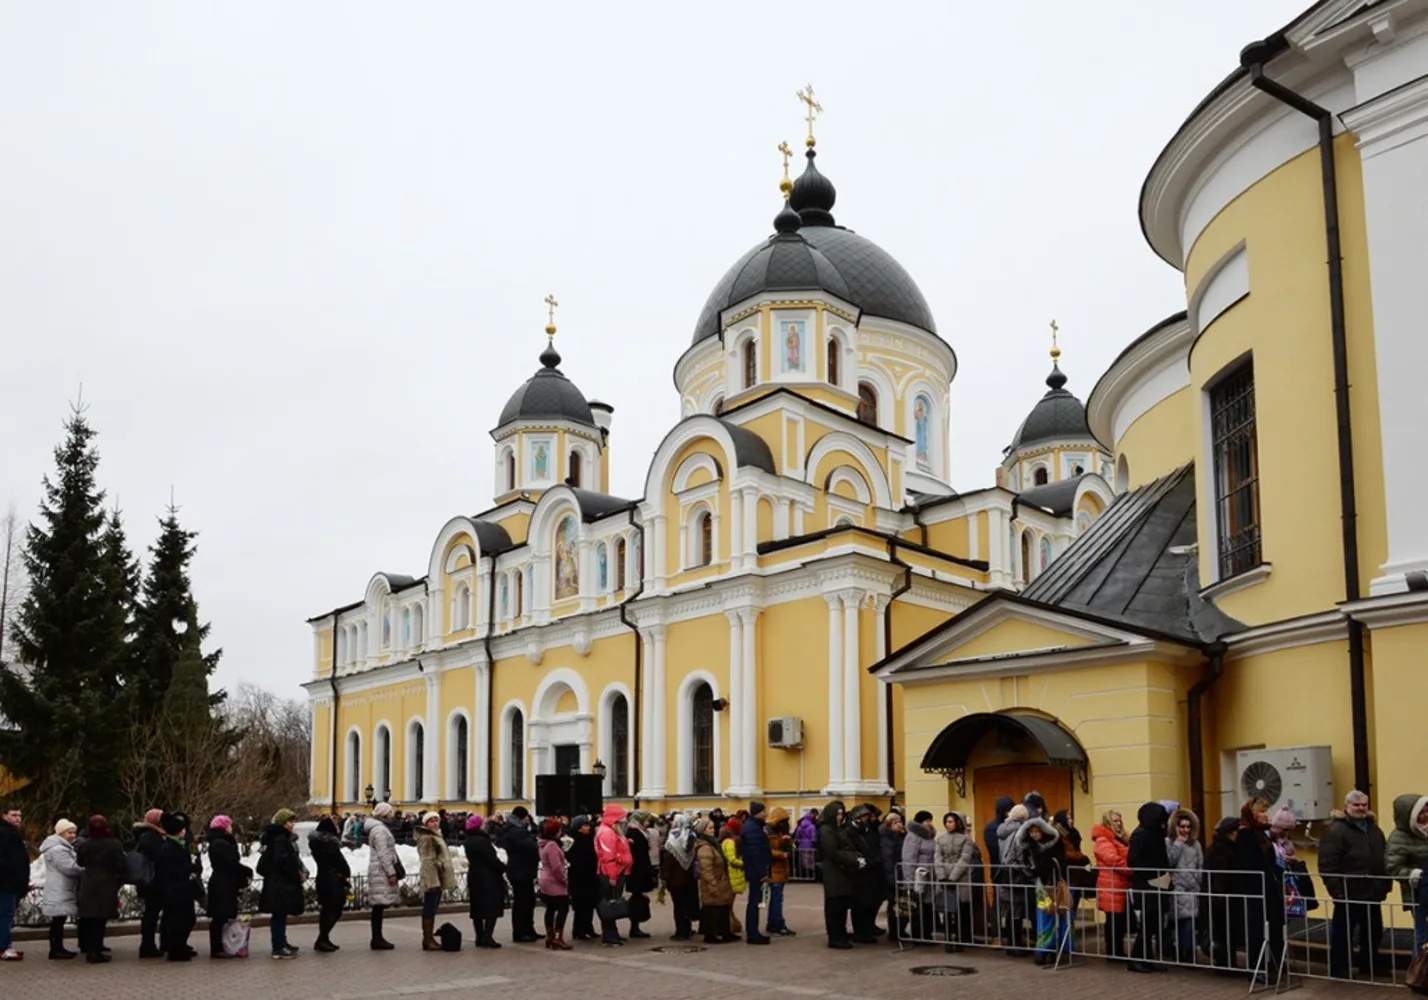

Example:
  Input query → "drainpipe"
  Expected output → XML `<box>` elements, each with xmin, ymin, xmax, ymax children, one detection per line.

<box><xmin>618</xmin><ymin>512</ymin><xmax>647</xmax><ymax>808</ymax></box>
<box><xmin>1241</xmin><ymin>46</ymin><xmax>1370</xmax><ymax>795</ymax></box>
<box><xmin>1186</xmin><ymin>643</ymin><xmax>1226</xmax><ymax>821</ymax></box>
<box><xmin>483</xmin><ymin>552</ymin><xmax>498</xmax><ymax>816</ymax></box>
<box><xmin>328</xmin><ymin>663</ymin><xmax>340</xmax><ymax>816</ymax></box>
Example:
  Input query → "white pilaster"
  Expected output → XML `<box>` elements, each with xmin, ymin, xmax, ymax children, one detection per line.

<box><xmin>638</xmin><ymin>630</ymin><xmax>654</xmax><ymax>795</ymax></box>
<box><xmin>473</xmin><ymin>662</ymin><xmax>490</xmax><ymax>804</ymax></box>
<box><xmin>875</xmin><ymin>594</ymin><xmax>889</xmax><ymax>787</ymax></box>
<box><xmin>423</xmin><ymin>672</ymin><xmax>439</xmax><ymax>803</ymax></box>
<box><xmin>842</xmin><ymin>591</ymin><xmax>862</xmax><ymax>784</ymax></box>
<box><xmin>729</xmin><ymin>493</ymin><xmax>742</xmax><ymax>571</ymax></box>
<box><xmin>650</xmin><ymin>625</ymin><xmax>668</xmax><ymax>796</ymax></box>
<box><xmin>578</xmin><ymin>537</ymin><xmax>595</xmax><ymax>613</ymax></box>
<box><xmin>968</xmin><ymin>512</ymin><xmax>980</xmax><ymax>562</ymax></box>
<box><xmin>823</xmin><ymin>593</ymin><xmax>844</xmax><ymax>792</ymax></box>
<box><xmin>725</xmin><ymin>609</ymin><xmax>745</xmax><ymax>794</ymax></box>
<box><xmin>740</xmin><ymin>607</ymin><xmax>761</xmax><ymax>795</ymax></box>
<box><xmin>651</xmin><ymin>514</ymin><xmax>667</xmax><ymax>591</ymax></box>
<box><xmin>743</xmin><ymin>489</ymin><xmax>759</xmax><ymax>564</ymax></box>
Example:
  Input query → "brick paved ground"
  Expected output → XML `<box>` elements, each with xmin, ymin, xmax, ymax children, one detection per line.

<box><xmin>0</xmin><ymin>884</ymin><xmax>1384</xmax><ymax>999</ymax></box>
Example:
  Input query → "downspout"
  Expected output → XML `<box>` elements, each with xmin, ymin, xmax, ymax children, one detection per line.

<box><xmin>618</xmin><ymin>511</ymin><xmax>647</xmax><ymax>808</ymax></box>
<box><xmin>328</xmin><ymin>658</ymin><xmax>340</xmax><ymax>816</ymax></box>
<box><xmin>1242</xmin><ymin>47</ymin><xmax>1370</xmax><ymax>794</ymax></box>
<box><xmin>1186</xmin><ymin>643</ymin><xmax>1226</xmax><ymax>821</ymax></box>
<box><xmin>483</xmin><ymin>552</ymin><xmax>498</xmax><ymax>816</ymax></box>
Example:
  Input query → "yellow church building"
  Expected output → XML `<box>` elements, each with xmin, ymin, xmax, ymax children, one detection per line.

<box><xmin>307</xmin><ymin>0</ymin><xmax>1428</xmax><ymax>835</ymax></box>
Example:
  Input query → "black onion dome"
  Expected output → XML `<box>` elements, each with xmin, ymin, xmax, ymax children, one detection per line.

<box><xmin>496</xmin><ymin>341</ymin><xmax>596</xmax><ymax>427</ymax></box>
<box><xmin>789</xmin><ymin>148</ymin><xmax>837</xmax><ymax>226</ymax></box>
<box><xmin>1007</xmin><ymin>364</ymin><xmax>1092</xmax><ymax>450</ymax></box>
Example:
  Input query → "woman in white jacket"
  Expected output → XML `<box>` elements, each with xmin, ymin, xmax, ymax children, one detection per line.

<box><xmin>365</xmin><ymin>803</ymin><xmax>402</xmax><ymax>950</ymax></box>
<box><xmin>1166</xmin><ymin>808</ymin><xmax>1204</xmax><ymax>964</ymax></box>
<box><xmin>40</xmin><ymin>819</ymin><xmax>82</xmax><ymax>960</ymax></box>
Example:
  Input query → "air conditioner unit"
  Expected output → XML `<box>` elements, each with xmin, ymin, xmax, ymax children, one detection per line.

<box><xmin>1235</xmin><ymin>746</ymin><xmax>1334</xmax><ymax>821</ymax></box>
<box><xmin>767</xmin><ymin>717</ymin><xmax>803</xmax><ymax>749</ymax></box>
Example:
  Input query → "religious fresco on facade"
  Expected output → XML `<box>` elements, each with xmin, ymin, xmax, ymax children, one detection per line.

<box><xmin>554</xmin><ymin>515</ymin><xmax>579</xmax><ymax>600</ymax></box>
<box><xmin>499</xmin><ymin>575</ymin><xmax>509</xmax><ymax>619</ymax></box>
<box><xmin>533</xmin><ymin>441</ymin><xmax>550</xmax><ymax>481</ymax></box>
<box><xmin>914</xmin><ymin>394</ymin><xmax>931</xmax><ymax>470</ymax></box>
<box><xmin>781</xmin><ymin>319</ymin><xmax>805</xmax><ymax>372</ymax></box>
<box><xmin>596</xmin><ymin>540</ymin><xmax>608</xmax><ymax>592</ymax></box>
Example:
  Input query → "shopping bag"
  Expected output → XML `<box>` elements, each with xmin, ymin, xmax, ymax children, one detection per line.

<box><xmin>1406</xmin><ymin>944</ymin><xmax>1428</xmax><ymax>995</ymax></box>
<box><xmin>221</xmin><ymin>918</ymin><xmax>250</xmax><ymax>958</ymax></box>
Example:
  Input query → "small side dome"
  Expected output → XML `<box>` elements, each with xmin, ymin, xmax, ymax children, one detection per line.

<box><xmin>496</xmin><ymin>340</ymin><xmax>596</xmax><ymax>428</ymax></box>
<box><xmin>1007</xmin><ymin>362</ymin><xmax>1092</xmax><ymax>451</ymax></box>
<box><xmin>789</xmin><ymin>148</ymin><xmax>836</xmax><ymax>226</ymax></box>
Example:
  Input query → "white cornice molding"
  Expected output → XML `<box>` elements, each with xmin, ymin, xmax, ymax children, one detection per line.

<box><xmin>886</xmin><ymin>638</ymin><xmax>1196</xmax><ymax>686</ymax></box>
<box><xmin>1343</xmin><ymin>590</ymin><xmax>1428</xmax><ymax>628</ymax></box>
<box><xmin>1342</xmin><ymin>72</ymin><xmax>1428</xmax><ymax>158</ymax></box>
<box><xmin>1085</xmin><ymin>315</ymin><xmax>1193</xmax><ymax>451</ymax></box>
<box><xmin>1223</xmin><ymin>609</ymin><xmax>1346</xmax><ymax>658</ymax></box>
<box><xmin>1201</xmin><ymin>563</ymin><xmax>1273</xmax><ymax>603</ymax></box>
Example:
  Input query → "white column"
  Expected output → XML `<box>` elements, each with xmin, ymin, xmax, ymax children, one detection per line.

<box><xmin>740</xmin><ymin>607</ymin><xmax>761</xmax><ymax>794</ymax></box>
<box><xmin>725</xmin><ymin>610</ymin><xmax>744</xmax><ymax>793</ymax></box>
<box><xmin>474</xmin><ymin>663</ymin><xmax>490</xmax><ymax>804</ymax></box>
<box><xmin>651</xmin><ymin>514</ymin><xmax>667</xmax><ymax>590</ymax></box>
<box><xmin>423</xmin><ymin>672</ymin><xmax>439</xmax><ymax>803</ymax></box>
<box><xmin>875</xmin><ymin>594</ymin><xmax>890</xmax><ymax>788</ymax></box>
<box><xmin>638</xmin><ymin>630</ymin><xmax>654</xmax><ymax>796</ymax></box>
<box><xmin>843</xmin><ymin>591</ymin><xmax>862</xmax><ymax>785</ymax></box>
<box><xmin>824</xmin><ymin>593</ymin><xmax>844</xmax><ymax>791</ymax></box>
<box><xmin>743</xmin><ymin>490</ymin><xmax>759</xmax><ymax>564</ymax></box>
<box><xmin>578</xmin><ymin>539</ymin><xmax>595</xmax><ymax>613</ymax></box>
<box><xmin>728</xmin><ymin>495</ymin><xmax>742</xmax><ymax>570</ymax></box>
<box><xmin>650</xmin><ymin>626</ymin><xmax>668</xmax><ymax>795</ymax></box>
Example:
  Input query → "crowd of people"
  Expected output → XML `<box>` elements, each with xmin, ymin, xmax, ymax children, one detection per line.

<box><xmin>0</xmin><ymin>786</ymin><xmax>1423</xmax><ymax>978</ymax></box>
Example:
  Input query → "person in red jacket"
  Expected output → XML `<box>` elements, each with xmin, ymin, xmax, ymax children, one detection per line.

<box><xmin>1092</xmin><ymin>810</ymin><xmax>1132</xmax><ymax>959</ymax></box>
<box><xmin>594</xmin><ymin>805</ymin><xmax>632</xmax><ymax>947</ymax></box>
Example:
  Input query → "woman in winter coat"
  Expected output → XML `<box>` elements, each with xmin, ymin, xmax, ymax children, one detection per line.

<box><xmin>206</xmin><ymin>815</ymin><xmax>252</xmax><ymax>958</ymax></box>
<box><xmin>1386</xmin><ymin>793</ymin><xmax>1428</xmax><ymax>951</ymax></box>
<box><xmin>795</xmin><ymin>809</ymin><xmax>818</xmax><ymax>880</ymax></box>
<box><xmin>463</xmin><ymin>814</ymin><xmax>507</xmax><ymax>949</ymax></box>
<box><xmin>257</xmin><ymin>809</ymin><xmax>305</xmax><ymax>959</ymax></box>
<box><xmin>934</xmin><ymin>812</ymin><xmax>977</xmax><ymax>950</ymax></box>
<box><xmin>1054</xmin><ymin>810</ymin><xmax>1091</xmax><ymax>910</ymax></box>
<box><xmin>414</xmin><ymin>811</ymin><xmax>454</xmax><ymax>952</ymax></box>
<box><xmin>154</xmin><ymin>812</ymin><xmax>200</xmax><ymax>963</ymax></box>
<box><xmin>766</xmin><ymin>807</ymin><xmax>795</xmax><ymax>936</ymax></box>
<box><xmin>595</xmin><ymin>804</ymin><xmax>633</xmax><ymax>946</ymax></box>
<box><xmin>1013</xmin><ymin>816</ymin><xmax>1064</xmax><ymax>965</ymax></box>
<box><xmin>1234</xmin><ymin>798</ymin><xmax>1283</xmax><ymax>983</ymax></box>
<box><xmin>538</xmin><ymin>817</ymin><xmax>571</xmax><ymax>950</ymax></box>
<box><xmin>365</xmin><ymin>802</ymin><xmax>401</xmax><ymax>950</ymax></box>
<box><xmin>1166</xmin><ymin>808</ymin><xmax>1204</xmax><ymax>964</ymax></box>
<box><xmin>1126</xmin><ymin>801</ymin><xmax>1171</xmax><ymax>972</ymax></box>
<box><xmin>40</xmin><ymin>819</ymin><xmax>81</xmax><ymax>959</ymax></box>
<box><xmin>1092</xmin><ymin>811</ymin><xmax>1132</xmax><ymax>958</ymax></box>
<box><xmin>720</xmin><ymin>817</ymin><xmax>746</xmax><ymax>935</ymax></box>
<box><xmin>1204</xmin><ymin>815</ymin><xmax>1244</xmax><ymax>968</ymax></box>
<box><xmin>901</xmin><ymin>811</ymin><xmax>938</xmax><ymax>942</ymax></box>
<box><xmin>996</xmin><ymin>803</ymin><xmax>1033</xmax><ymax>954</ymax></box>
<box><xmin>661</xmin><ymin>814</ymin><xmax>699</xmax><ymax>941</ymax></box>
<box><xmin>566</xmin><ymin>815</ymin><xmax>600</xmax><ymax>941</ymax></box>
<box><xmin>74</xmin><ymin>815</ymin><xmax>127</xmax><ymax>963</ymax></box>
<box><xmin>307</xmin><ymin>816</ymin><xmax>349</xmax><ymax>953</ymax></box>
<box><xmin>694</xmin><ymin>816</ymin><xmax>737</xmax><ymax>944</ymax></box>
<box><xmin>879</xmin><ymin>812</ymin><xmax>906</xmax><ymax>941</ymax></box>
<box><xmin>624</xmin><ymin>810</ymin><xmax>656</xmax><ymax>939</ymax></box>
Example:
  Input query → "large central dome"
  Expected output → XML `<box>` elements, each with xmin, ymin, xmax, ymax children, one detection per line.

<box><xmin>690</xmin><ymin>149</ymin><xmax>937</xmax><ymax>345</ymax></box>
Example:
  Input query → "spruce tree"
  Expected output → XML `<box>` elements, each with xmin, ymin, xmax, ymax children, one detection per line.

<box><xmin>0</xmin><ymin>408</ymin><xmax>132</xmax><ymax>818</ymax></box>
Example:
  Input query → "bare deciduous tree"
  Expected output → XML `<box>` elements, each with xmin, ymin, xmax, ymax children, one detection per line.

<box><xmin>0</xmin><ymin>503</ymin><xmax>27</xmax><ymax>664</ymax></box>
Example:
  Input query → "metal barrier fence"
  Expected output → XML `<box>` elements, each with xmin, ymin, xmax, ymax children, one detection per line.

<box><xmin>1278</xmin><ymin>872</ymin><xmax>1424</xmax><ymax>991</ymax></box>
<box><xmin>894</xmin><ymin>863</ymin><xmax>1274</xmax><ymax>988</ymax></box>
<box><xmin>789</xmin><ymin>846</ymin><xmax>818</xmax><ymax>882</ymax></box>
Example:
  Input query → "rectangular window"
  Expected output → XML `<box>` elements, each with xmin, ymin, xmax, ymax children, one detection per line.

<box><xmin>1210</xmin><ymin>360</ymin><xmax>1262</xmax><ymax>579</ymax></box>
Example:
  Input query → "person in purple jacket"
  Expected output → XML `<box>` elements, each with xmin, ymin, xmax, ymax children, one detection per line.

<box><xmin>795</xmin><ymin>809</ymin><xmax>819</xmax><ymax>880</ymax></box>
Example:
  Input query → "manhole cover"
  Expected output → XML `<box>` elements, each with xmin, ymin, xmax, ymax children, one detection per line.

<box><xmin>650</xmin><ymin>944</ymin><xmax>707</xmax><ymax>954</ymax></box>
<box><xmin>910</xmin><ymin>965</ymin><xmax>976</xmax><ymax>977</ymax></box>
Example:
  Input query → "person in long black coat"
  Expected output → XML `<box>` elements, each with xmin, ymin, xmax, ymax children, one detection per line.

<box><xmin>1234</xmin><ymin>800</ymin><xmax>1283</xmax><ymax>983</ymax></box>
<box><xmin>1125</xmin><ymin>801</ymin><xmax>1170</xmax><ymax>972</ymax></box>
<box><xmin>204</xmin><ymin>816</ymin><xmax>250</xmax><ymax>958</ymax></box>
<box><xmin>155</xmin><ymin>813</ymin><xmax>199</xmax><ymax>962</ymax></box>
<box><xmin>566</xmin><ymin>815</ymin><xmax>600</xmax><ymax>941</ymax></box>
<box><xmin>502</xmin><ymin>807</ymin><xmax>540</xmax><ymax>943</ymax></box>
<box><xmin>257</xmin><ymin>810</ymin><xmax>305</xmax><ymax>959</ymax></box>
<box><xmin>846</xmin><ymin>805</ymin><xmax>884</xmax><ymax>943</ymax></box>
<box><xmin>626</xmin><ymin>813</ymin><xmax>656</xmax><ymax>939</ymax></box>
<box><xmin>308</xmin><ymin>816</ymin><xmax>350</xmax><ymax>952</ymax></box>
<box><xmin>74</xmin><ymin>815</ymin><xmax>127</xmax><ymax>963</ymax></box>
<box><xmin>464</xmin><ymin>815</ymin><xmax>507</xmax><ymax>948</ymax></box>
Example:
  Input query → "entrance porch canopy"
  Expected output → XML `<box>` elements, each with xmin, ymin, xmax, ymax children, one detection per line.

<box><xmin>920</xmin><ymin>711</ymin><xmax>1089</xmax><ymax>795</ymax></box>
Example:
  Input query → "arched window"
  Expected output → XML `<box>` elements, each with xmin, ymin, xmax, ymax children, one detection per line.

<box><xmin>569</xmin><ymin>450</ymin><xmax>583</xmax><ymax>488</ymax></box>
<box><xmin>505</xmin><ymin>449</ymin><xmax>516</xmax><ymax>491</ymax></box>
<box><xmin>336</xmin><ymin>629</ymin><xmax>347</xmax><ymax>667</ymax></box>
<box><xmin>381</xmin><ymin>609</ymin><xmax>391</xmax><ymax>648</ymax></box>
<box><xmin>346</xmin><ymin>730</ymin><xmax>363</xmax><ymax>802</ymax></box>
<box><xmin>694</xmin><ymin>510</ymin><xmax>713</xmax><ymax>567</ymax></box>
<box><xmin>692</xmin><ymin>683</ymin><xmax>714</xmax><ymax>795</ymax></box>
<box><xmin>611</xmin><ymin>694</ymin><xmax>629</xmax><ymax>797</ymax></box>
<box><xmin>515</xmin><ymin>570</ymin><xmax>524</xmax><ymax>616</ymax></box>
<box><xmin>358</xmin><ymin>622</ymin><xmax>369</xmax><ymax>660</ymax></box>
<box><xmin>1040</xmin><ymin>535</ymin><xmax>1053</xmax><ymax>570</ymax></box>
<box><xmin>1033</xmin><ymin>466</ymin><xmax>1049</xmax><ymax>487</ymax></box>
<box><xmin>401</xmin><ymin>608</ymin><xmax>411</xmax><ymax>647</ymax></box>
<box><xmin>742</xmin><ymin>339</ymin><xmax>757</xmax><ymax>389</ymax></box>
<box><xmin>509</xmin><ymin>709</ymin><xmax>525</xmax><ymax>799</ymax></box>
<box><xmin>412</xmin><ymin>605</ymin><xmax>423</xmax><ymax>646</ymax></box>
<box><xmin>374</xmin><ymin>725</ymin><xmax>391</xmax><ymax>801</ymax></box>
<box><xmin>827</xmin><ymin>338</ymin><xmax>840</xmax><ymax>386</ymax></box>
<box><xmin>453</xmin><ymin>584</ymin><xmax>471</xmax><ymax>630</ymax></box>
<box><xmin>1020</xmin><ymin>531</ymin><xmax>1032</xmax><ymax>583</ymax></box>
<box><xmin>615</xmin><ymin>537</ymin><xmax>627</xmax><ymax>591</ymax></box>
<box><xmin>408</xmin><ymin>721</ymin><xmax>425</xmax><ymax>801</ymax></box>
<box><xmin>857</xmin><ymin>382</ymin><xmax>878</xmax><ymax>426</ymax></box>
<box><xmin>449</xmin><ymin>714</ymin><xmax>469</xmax><ymax>801</ymax></box>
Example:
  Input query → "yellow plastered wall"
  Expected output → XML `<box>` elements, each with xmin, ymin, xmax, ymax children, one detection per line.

<box><xmin>948</xmin><ymin>618</ymin><xmax>1097</xmax><ymax>661</ymax></box>
<box><xmin>437</xmin><ymin>667</ymin><xmax>477</xmax><ymax>803</ymax></box>
<box><xmin>1366</xmin><ymin>620</ymin><xmax>1428</xmax><ymax>806</ymax></box>
<box><xmin>662</xmin><ymin>613</ymin><xmax>734</xmax><ymax>794</ymax></box>
<box><xmin>922</xmin><ymin>515</ymin><xmax>973</xmax><ymax>562</ymax></box>
<box><xmin>897</xmin><ymin>659</ymin><xmax>1191</xmax><ymax>826</ymax></box>
<box><xmin>1115</xmin><ymin>386</ymin><xmax>1195</xmax><ymax>491</ymax></box>
<box><xmin>492</xmin><ymin>509</ymin><xmax>531</xmax><ymax>547</ymax></box>
<box><xmin>1185</xmin><ymin>137</ymin><xmax>1385</xmax><ymax>626</ymax></box>
<box><xmin>311</xmin><ymin>701</ymin><xmax>332</xmax><ymax>801</ymax></box>
<box><xmin>756</xmin><ymin>596</ymin><xmax>834</xmax><ymax>794</ymax></box>
<box><xmin>315</xmin><ymin>628</ymin><xmax>335</xmax><ymax>678</ymax></box>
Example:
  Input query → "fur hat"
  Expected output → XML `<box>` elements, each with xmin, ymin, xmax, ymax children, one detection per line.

<box><xmin>161</xmin><ymin>812</ymin><xmax>187</xmax><ymax>836</ymax></box>
<box><xmin>144</xmin><ymin>808</ymin><xmax>164</xmax><ymax>827</ymax></box>
<box><xmin>1007</xmin><ymin>804</ymin><xmax>1030</xmax><ymax>823</ymax></box>
<box><xmin>53</xmin><ymin>819</ymin><xmax>76</xmax><ymax>837</ymax></box>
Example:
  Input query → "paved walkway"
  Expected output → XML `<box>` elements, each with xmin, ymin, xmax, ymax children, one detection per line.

<box><xmin>0</xmin><ymin>885</ymin><xmax>1380</xmax><ymax>999</ymax></box>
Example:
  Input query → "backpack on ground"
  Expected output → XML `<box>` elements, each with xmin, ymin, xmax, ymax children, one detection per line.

<box><xmin>436</xmin><ymin>922</ymin><xmax>463</xmax><ymax>952</ymax></box>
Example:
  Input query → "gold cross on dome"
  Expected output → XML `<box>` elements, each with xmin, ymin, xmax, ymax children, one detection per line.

<box><xmin>1050</xmin><ymin>318</ymin><xmax>1061</xmax><ymax>360</ymax></box>
<box><xmin>795</xmin><ymin>84</ymin><xmax>822</xmax><ymax>147</ymax></box>
<box><xmin>544</xmin><ymin>293</ymin><xmax>559</xmax><ymax>335</ymax></box>
<box><xmin>778</xmin><ymin>140</ymin><xmax>792</xmax><ymax>179</ymax></box>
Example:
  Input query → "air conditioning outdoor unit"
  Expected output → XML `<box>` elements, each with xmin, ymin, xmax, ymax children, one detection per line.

<box><xmin>1235</xmin><ymin>745</ymin><xmax>1334</xmax><ymax>821</ymax></box>
<box><xmin>767</xmin><ymin>717</ymin><xmax>803</xmax><ymax>749</ymax></box>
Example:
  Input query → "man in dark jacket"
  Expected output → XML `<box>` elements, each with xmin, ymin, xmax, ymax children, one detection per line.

<box><xmin>846</xmin><ymin>805</ymin><xmax>883</xmax><ymax>943</ymax></box>
<box><xmin>879</xmin><ymin>812</ymin><xmax>907</xmax><ymax>942</ymax></box>
<box><xmin>0</xmin><ymin>804</ymin><xmax>28</xmax><ymax>961</ymax></box>
<box><xmin>816</xmin><ymin>800</ymin><xmax>862</xmax><ymax>949</ymax></box>
<box><xmin>1126</xmin><ymin>801</ymin><xmax>1170</xmax><ymax>972</ymax></box>
<box><xmin>741</xmin><ymin>802</ymin><xmax>772</xmax><ymax>945</ymax></box>
<box><xmin>155</xmin><ymin>813</ymin><xmax>198</xmax><ymax>962</ymax></box>
<box><xmin>1319</xmin><ymin>790</ymin><xmax>1389</xmax><ymax>979</ymax></box>
<box><xmin>503</xmin><ymin>807</ymin><xmax>541</xmax><ymax>943</ymax></box>
<box><xmin>985</xmin><ymin>796</ymin><xmax>1013</xmax><ymax>874</ymax></box>
<box><xmin>132</xmin><ymin>808</ymin><xmax>167</xmax><ymax>957</ymax></box>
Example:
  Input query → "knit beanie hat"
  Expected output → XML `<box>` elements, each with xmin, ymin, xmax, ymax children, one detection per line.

<box><xmin>1008</xmin><ymin>804</ymin><xmax>1030</xmax><ymax>823</ymax></box>
<box><xmin>373</xmin><ymin>801</ymin><xmax>394</xmax><ymax>819</ymax></box>
<box><xmin>421</xmin><ymin>811</ymin><xmax>441</xmax><ymax>825</ymax></box>
<box><xmin>465</xmin><ymin>814</ymin><xmax>484</xmax><ymax>831</ymax></box>
<box><xmin>161</xmin><ymin>812</ymin><xmax>186</xmax><ymax>836</ymax></box>
<box><xmin>53</xmin><ymin>819</ymin><xmax>76</xmax><ymax>837</ymax></box>
<box><xmin>273</xmin><ymin>808</ymin><xmax>297</xmax><ymax>826</ymax></box>
<box><xmin>144</xmin><ymin>808</ymin><xmax>164</xmax><ymax>827</ymax></box>
<box><xmin>209</xmin><ymin>814</ymin><xmax>233</xmax><ymax>832</ymax></box>
<box><xmin>1271</xmin><ymin>807</ymin><xmax>1297</xmax><ymax>832</ymax></box>
<box><xmin>749</xmin><ymin>800</ymin><xmax>766</xmax><ymax>818</ymax></box>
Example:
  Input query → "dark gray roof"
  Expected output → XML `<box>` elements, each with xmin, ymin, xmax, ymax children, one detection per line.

<box><xmin>469</xmin><ymin>520</ymin><xmax>515</xmax><ymax>555</ymax></box>
<box><xmin>719</xmin><ymin>420</ymin><xmax>776</xmax><ymax>474</ymax></box>
<box><xmin>920</xmin><ymin>711</ymin><xmax>1087</xmax><ymax>773</ymax></box>
<box><xmin>1017</xmin><ymin>476</ymin><xmax>1084</xmax><ymax>517</ymax></box>
<box><xmin>496</xmin><ymin>342</ymin><xmax>595</xmax><ymax>428</ymax></box>
<box><xmin>1022</xmin><ymin>465</ymin><xmax>1244</xmax><ymax>644</ymax></box>
<box><xmin>565</xmin><ymin>487</ymin><xmax>636</xmax><ymax>522</ymax></box>
<box><xmin>1008</xmin><ymin>364</ymin><xmax>1091</xmax><ymax>451</ymax></box>
<box><xmin>379</xmin><ymin>572</ymin><xmax>418</xmax><ymax>590</ymax></box>
<box><xmin>691</xmin><ymin>226</ymin><xmax>936</xmax><ymax>345</ymax></box>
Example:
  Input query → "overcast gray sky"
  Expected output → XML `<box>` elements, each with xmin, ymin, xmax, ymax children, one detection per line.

<box><xmin>1</xmin><ymin>0</ymin><xmax>1307</xmax><ymax>698</ymax></box>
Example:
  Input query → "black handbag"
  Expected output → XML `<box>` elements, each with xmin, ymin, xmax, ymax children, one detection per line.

<box><xmin>392</xmin><ymin>859</ymin><xmax>406</xmax><ymax>880</ymax></box>
<box><xmin>599</xmin><ymin>894</ymin><xmax>630</xmax><ymax>921</ymax></box>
